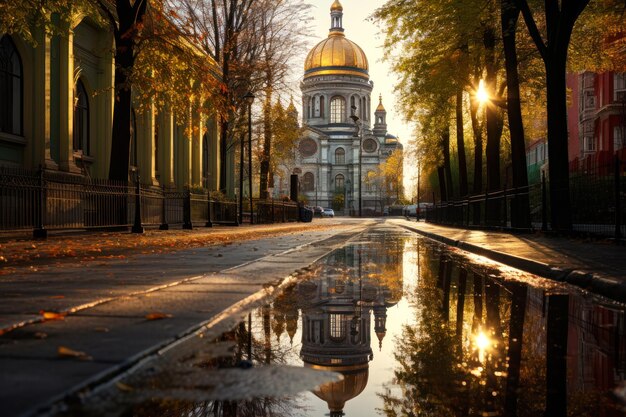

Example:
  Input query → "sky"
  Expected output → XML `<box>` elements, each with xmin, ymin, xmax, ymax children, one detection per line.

<box><xmin>295</xmin><ymin>0</ymin><xmax>417</xmax><ymax>199</ymax></box>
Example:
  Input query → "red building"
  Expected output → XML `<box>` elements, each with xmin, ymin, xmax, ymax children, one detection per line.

<box><xmin>567</xmin><ymin>71</ymin><xmax>626</xmax><ymax>173</ymax></box>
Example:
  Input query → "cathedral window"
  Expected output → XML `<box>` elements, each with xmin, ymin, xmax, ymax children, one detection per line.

<box><xmin>330</xmin><ymin>96</ymin><xmax>345</xmax><ymax>123</ymax></box>
<box><xmin>302</xmin><ymin>172</ymin><xmax>314</xmax><ymax>191</ymax></box>
<box><xmin>335</xmin><ymin>147</ymin><xmax>345</xmax><ymax>164</ymax></box>
<box><xmin>335</xmin><ymin>173</ymin><xmax>345</xmax><ymax>192</ymax></box>
<box><xmin>330</xmin><ymin>314</ymin><xmax>347</xmax><ymax>341</ymax></box>
<box><xmin>73</xmin><ymin>79</ymin><xmax>90</xmax><ymax>155</ymax></box>
<box><xmin>319</xmin><ymin>95</ymin><xmax>324</xmax><ymax>118</ymax></box>
<box><xmin>0</xmin><ymin>35</ymin><xmax>22</xmax><ymax>136</ymax></box>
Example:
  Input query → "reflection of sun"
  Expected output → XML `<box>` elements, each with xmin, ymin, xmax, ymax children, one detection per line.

<box><xmin>473</xmin><ymin>329</ymin><xmax>491</xmax><ymax>363</ymax></box>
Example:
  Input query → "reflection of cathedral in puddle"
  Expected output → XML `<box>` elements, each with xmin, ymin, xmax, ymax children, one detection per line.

<box><xmin>297</xmin><ymin>246</ymin><xmax>401</xmax><ymax>417</ymax></box>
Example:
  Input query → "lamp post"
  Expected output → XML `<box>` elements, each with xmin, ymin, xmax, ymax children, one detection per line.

<box><xmin>350</xmin><ymin>107</ymin><xmax>363</xmax><ymax>217</ymax></box>
<box><xmin>244</xmin><ymin>91</ymin><xmax>255</xmax><ymax>224</ymax></box>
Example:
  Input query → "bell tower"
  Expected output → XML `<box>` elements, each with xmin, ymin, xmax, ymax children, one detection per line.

<box><xmin>373</xmin><ymin>95</ymin><xmax>387</xmax><ymax>137</ymax></box>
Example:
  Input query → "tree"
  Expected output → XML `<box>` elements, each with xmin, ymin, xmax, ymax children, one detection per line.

<box><xmin>96</xmin><ymin>0</ymin><xmax>149</xmax><ymax>181</ymax></box>
<box><xmin>514</xmin><ymin>0</ymin><xmax>591</xmax><ymax>231</ymax></box>
<box><xmin>380</xmin><ymin>148</ymin><xmax>405</xmax><ymax>203</ymax></box>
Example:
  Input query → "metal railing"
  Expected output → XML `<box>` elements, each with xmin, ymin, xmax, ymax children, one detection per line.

<box><xmin>425</xmin><ymin>155</ymin><xmax>625</xmax><ymax>238</ymax></box>
<box><xmin>0</xmin><ymin>167</ymin><xmax>297</xmax><ymax>238</ymax></box>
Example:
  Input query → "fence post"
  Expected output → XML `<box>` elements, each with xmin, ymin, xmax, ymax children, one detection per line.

<box><xmin>183</xmin><ymin>187</ymin><xmax>193</xmax><ymax>229</ymax></box>
<box><xmin>542</xmin><ymin>171</ymin><xmax>548</xmax><ymax>231</ymax></box>
<box><xmin>33</xmin><ymin>166</ymin><xmax>47</xmax><ymax>239</ymax></box>
<box><xmin>159</xmin><ymin>185</ymin><xmax>169</xmax><ymax>230</ymax></box>
<box><xmin>484</xmin><ymin>190</ymin><xmax>489</xmax><ymax>227</ymax></box>
<box><xmin>205</xmin><ymin>190</ymin><xmax>213</xmax><ymax>228</ymax></box>
<box><xmin>271</xmin><ymin>198</ymin><xmax>275</xmax><ymax>223</ymax></box>
<box><xmin>432</xmin><ymin>192</ymin><xmax>436</xmax><ymax>223</ymax></box>
<box><xmin>131</xmin><ymin>171</ymin><xmax>144</xmax><ymax>234</ymax></box>
<box><xmin>616</xmin><ymin>155</ymin><xmax>622</xmax><ymax>240</ymax></box>
<box><xmin>503</xmin><ymin>183</ymin><xmax>508</xmax><ymax>228</ymax></box>
<box><xmin>282</xmin><ymin>201</ymin><xmax>286</xmax><ymax>223</ymax></box>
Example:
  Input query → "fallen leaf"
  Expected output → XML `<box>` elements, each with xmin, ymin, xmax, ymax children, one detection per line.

<box><xmin>116</xmin><ymin>382</ymin><xmax>134</xmax><ymax>392</ymax></box>
<box><xmin>34</xmin><ymin>332</ymin><xmax>48</xmax><ymax>339</ymax></box>
<box><xmin>40</xmin><ymin>311</ymin><xmax>66</xmax><ymax>320</ymax></box>
<box><xmin>145</xmin><ymin>312</ymin><xmax>172</xmax><ymax>320</ymax></box>
<box><xmin>49</xmin><ymin>295</ymin><xmax>65</xmax><ymax>299</ymax></box>
<box><xmin>58</xmin><ymin>346</ymin><xmax>92</xmax><ymax>360</ymax></box>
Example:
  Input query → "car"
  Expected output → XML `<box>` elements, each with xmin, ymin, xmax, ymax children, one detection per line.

<box><xmin>313</xmin><ymin>206</ymin><xmax>324</xmax><ymax>216</ymax></box>
<box><xmin>321</xmin><ymin>208</ymin><xmax>335</xmax><ymax>218</ymax></box>
<box><xmin>403</xmin><ymin>204</ymin><xmax>417</xmax><ymax>217</ymax></box>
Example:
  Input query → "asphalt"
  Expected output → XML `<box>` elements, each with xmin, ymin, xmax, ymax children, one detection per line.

<box><xmin>0</xmin><ymin>219</ymin><xmax>375</xmax><ymax>417</ymax></box>
<box><xmin>1</xmin><ymin>217</ymin><xmax>626</xmax><ymax>416</ymax></box>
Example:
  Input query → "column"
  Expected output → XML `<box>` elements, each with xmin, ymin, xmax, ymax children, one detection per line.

<box><xmin>191</xmin><ymin>109</ymin><xmax>203</xmax><ymax>187</ymax></box>
<box><xmin>136</xmin><ymin>102</ymin><xmax>156</xmax><ymax>184</ymax></box>
<box><xmin>58</xmin><ymin>25</ymin><xmax>79</xmax><ymax>173</ymax></box>
<box><xmin>31</xmin><ymin>28</ymin><xmax>56</xmax><ymax>169</ymax></box>
<box><xmin>158</xmin><ymin>106</ymin><xmax>175</xmax><ymax>187</ymax></box>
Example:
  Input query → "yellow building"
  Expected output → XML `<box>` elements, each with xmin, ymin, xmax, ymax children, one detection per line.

<box><xmin>0</xmin><ymin>10</ymin><xmax>220</xmax><ymax>190</ymax></box>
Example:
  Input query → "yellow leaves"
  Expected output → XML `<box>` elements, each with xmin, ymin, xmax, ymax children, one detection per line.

<box><xmin>57</xmin><ymin>346</ymin><xmax>92</xmax><ymax>361</ymax></box>
<box><xmin>145</xmin><ymin>312</ymin><xmax>173</xmax><ymax>320</ymax></box>
<box><xmin>40</xmin><ymin>311</ymin><xmax>66</xmax><ymax>321</ymax></box>
<box><xmin>116</xmin><ymin>382</ymin><xmax>134</xmax><ymax>392</ymax></box>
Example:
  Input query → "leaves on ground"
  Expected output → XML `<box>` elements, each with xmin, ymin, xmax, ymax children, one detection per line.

<box><xmin>145</xmin><ymin>312</ymin><xmax>173</xmax><ymax>320</ymax></box>
<box><xmin>40</xmin><ymin>310</ymin><xmax>66</xmax><ymax>320</ymax></box>
<box><xmin>57</xmin><ymin>346</ymin><xmax>92</xmax><ymax>360</ymax></box>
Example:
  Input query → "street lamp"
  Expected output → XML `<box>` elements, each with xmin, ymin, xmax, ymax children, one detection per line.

<box><xmin>244</xmin><ymin>91</ymin><xmax>255</xmax><ymax>224</ymax></box>
<box><xmin>350</xmin><ymin>106</ymin><xmax>363</xmax><ymax>217</ymax></box>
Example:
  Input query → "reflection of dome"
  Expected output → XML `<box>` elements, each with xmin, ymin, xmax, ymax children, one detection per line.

<box><xmin>303</xmin><ymin>2</ymin><xmax>369</xmax><ymax>80</ymax></box>
<box><xmin>306</xmin><ymin>363</ymin><xmax>369</xmax><ymax>415</ymax></box>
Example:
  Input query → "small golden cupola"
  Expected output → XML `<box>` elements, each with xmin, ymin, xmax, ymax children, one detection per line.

<box><xmin>303</xmin><ymin>1</ymin><xmax>369</xmax><ymax>80</ymax></box>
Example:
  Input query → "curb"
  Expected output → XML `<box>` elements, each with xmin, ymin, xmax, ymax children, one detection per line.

<box><xmin>399</xmin><ymin>223</ymin><xmax>626</xmax><ymax>304</ymax></box>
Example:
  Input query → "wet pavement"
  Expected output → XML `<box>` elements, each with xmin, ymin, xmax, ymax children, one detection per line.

<box><xmin>59</xmin><ymin>224</ymin><xmax>626</xmax><ymax>417</ymax></box>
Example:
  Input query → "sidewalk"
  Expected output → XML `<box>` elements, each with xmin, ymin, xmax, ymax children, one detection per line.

<box><xmin>392</xmin><ymin>218</ymin><xmax>626</xmax><ymax>301</ymax></box>
<box><xmin>0</xmin><ymin>219</ymin><xmax>373</xmax><ymax>417</ymax></box>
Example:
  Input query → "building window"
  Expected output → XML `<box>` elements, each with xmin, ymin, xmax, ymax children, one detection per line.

<box><xmin>302</xmin><ymin>172</ymin><xmax>314</xmax><ymax>191</ymax></box>
<box><xmin>319</xmin><ymin>95</ymin><xmax>324</xmax><ymax>118</ymax></box>
<box><xmin>584</xmin><ymin>136</ymin><xmax>596</xmax><ymax>152</ymax></box>
<box><xmin>335</xmin><ymin>147</ymin><xmax>345</xmax><ymax>164</ymax></box>
<box><xmin>330</xmin><ymin>96</ymin><xmax>345</xmax><ymax>123</ymax></box>
<box><xmin>73</xmin><ymin>79</ymin><xmax>90</xmax><ymax>155</ymax></box>
<box><xmin>614</xmin><ymin>73</ymin><xmax>626</xmax><ymax>102</ymax></box>
<box><xmin>0</xmin><ymin>35</ymin><xmax>23</xmax><ymax>136</ymax></box>
<box><xmin>335</xmin><ymin>173</ymin><xmax>344</xmax><ymax>192</ymax></box>
<box><xmin>615</xmin><ymin>126</ymin><xmax>624</xmax><ymax>151</ymax></box>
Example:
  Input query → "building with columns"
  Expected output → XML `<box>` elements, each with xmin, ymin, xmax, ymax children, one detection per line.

<box><xmin>0</xmin><ymin>10</ymin><xmax>220</xmax><ymax>190</ymax></box>
<box><xmin>274</xmin><ymin>0</ymin><xmax>402</xmax><ymax>213</ymax></box>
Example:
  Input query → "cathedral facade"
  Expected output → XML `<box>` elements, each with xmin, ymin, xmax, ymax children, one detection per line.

<box><xmin>275</xmin><ymin>0</ymin><xmax>402</xmax><ymax>214</ymax></box>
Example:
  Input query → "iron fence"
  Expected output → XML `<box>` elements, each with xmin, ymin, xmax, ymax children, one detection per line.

<box><xmin>425</xmin><ymin>155</ymin><xmax>625</xmax><ymax>238</ymax></box>
<box><xmin>0</xmin><ymin>167</ymin><xmax>294</xmax><ymax>237</ymax></box>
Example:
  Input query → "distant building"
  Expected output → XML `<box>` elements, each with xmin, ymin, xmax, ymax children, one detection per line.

<box><xmin>567</xmin><ymin>71</ymin><xmax>626</xmax><ymax>173</ymax></box>
<box><xmin>273</xmin><ymin>0</ymin><xmax>402</xmax><ymax>213</ymax></box>
<box><xmin>526</xmin><ymin>138</ymin><xmax>548</xmax><ymax>184</ymax></box>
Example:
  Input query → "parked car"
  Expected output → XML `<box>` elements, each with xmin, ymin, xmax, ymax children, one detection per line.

<box><xmin>313</xmin><ymin>206</ymin><xmax>324</xmax><ymax>217</ymax></box>
<box><xmin>322</xmin><ymin>208</ymin><xmax>335</xmax><ymax>218</ymax></box>
<box><xmin>403</xmin><ymin>204</ymin><xmax>417</xmax><ymax>217</ymax></box>
<box><xmin>417</xmin><ymin>202</ymin><xmax>433</xmax><ymax>218</ymax></box>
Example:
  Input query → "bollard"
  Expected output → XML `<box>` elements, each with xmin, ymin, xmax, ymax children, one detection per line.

<box><xmin>205</xmin><ymin>190</ymin><xmax>213</xmax><ymax>228</ymax></box>
<box><xmin>183</xmin><ymin>188</ymin><xmax>193</xmax><ymax>229</ymax></box>
<box><xmin>616</xmin><ymin>155</ymin><xmax>622</xmax><ymax>240</ymax></box>
<box><xmin>159</xmin><ymin>185</ymin><xmax>169</xmax><ymax>230</ymax></box>
<box><xmin>33</xmin><ymin>166</ymin><xmax>48</xmax><ymax>239</ymax></box>
<box><xmin>542</xmin><ymin>171</ymin><xmax>548</xmax><ymax>231</ymax></box>
<box><xmin>131</xmin><ymin>172</ymin><xmax>144</xmax><ymax>234</ymax></box>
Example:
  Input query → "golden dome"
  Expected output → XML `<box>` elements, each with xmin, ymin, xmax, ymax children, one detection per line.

<box><xmin>376</xmin><ymin>94</ymin><xmax>386</xmax><ymax>112</ymax></box>
<box><xmin>306</xmin><ymin>363</ymin><xmax>369</xmax><ymax>413</ymax></box>
<box><xmin>304</xmin><ymin>33</ymin><xmax>369</xmax><ymax>80</ymax></box>
<box><xmin>330</xmin><ymin>0</ymin><xmax>343</xmax><ymax>11</ymax></box>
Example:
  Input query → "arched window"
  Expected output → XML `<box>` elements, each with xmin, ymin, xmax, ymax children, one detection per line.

<box><xmin>335</xmin><ymin>147</ymin><xmax>345</xmax><ymax>164</ymax></box>
<box><xmin>330</xmin><ymin>96</ymin><xmax>345</xmax><ymax>123</ymax></box>
<box><xmin>302</xmin><ymin>172</ymin><xmax>314</xmax><ymax>191</ymax></box>
<box><xmin>0</xmin><ymin>35</ymin><xmax>23</xmax><ymax>136</ymax></box>
<box><xmin>335</xmin><ymin>174</ymin><xmax>345</xmax><ymax>192</ymax></box>
<box><xmin>350</xmin><ymin>96</ymin><xmax>356</xmax><ymax>115</ymax></box>
<box><xmin>330</xmin><ymin>313</ymin><xmax>347</xmax><ymax>341</ymax></box>
<box><xmin>73</xmin><ymin>79</ymin><xmax>89</xmax><ymax>155</ymax></box>
<box><xmin>319</xmin><ymin>95</ymin><xmax>325</xmax><ymax>118</ymax></box>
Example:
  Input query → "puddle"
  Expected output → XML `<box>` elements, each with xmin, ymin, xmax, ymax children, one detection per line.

<box><xmin>62</xmin><ymin>226</ymin><xmax>626</xmax><ymax>416</ymax></box>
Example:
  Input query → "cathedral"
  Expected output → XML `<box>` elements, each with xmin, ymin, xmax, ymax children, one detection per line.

<box><xmin>275</xmin><ymin>0</ymin><xmax>402</xmax><ymax>214</ymax></box>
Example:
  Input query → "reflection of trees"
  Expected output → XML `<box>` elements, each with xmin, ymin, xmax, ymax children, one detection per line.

<box><xmin>378</xmin><ymin>247</ymin><xmax>512</xmax><ymax>417</ymax></box>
